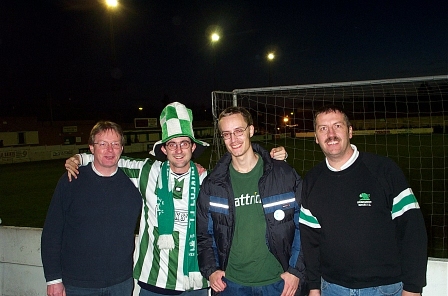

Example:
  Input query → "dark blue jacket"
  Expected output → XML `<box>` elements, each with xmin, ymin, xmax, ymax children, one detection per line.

<box><xmin>196</xmin><ymin>143</ymin><xmax>305</xmax><ymax>281</ymax></box>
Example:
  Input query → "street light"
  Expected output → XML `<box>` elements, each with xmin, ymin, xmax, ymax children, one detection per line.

<box><xmin>290</xmin><ymin>112</ymin><xmax>295</xmax><ymax>137</ymax></box>
<box><xmin>105</xmin><ymin>0</ymin><xmax>118</xmax><ymax>66</ymax></box>
<box><xmin>210</xmin><ymin>32</ymin><xmax>220</xmax><ymax>90</ymax></box>
<box><xmin>283</xmin><ymin>116</ymin><xmax>289</xmax><ymax>136</ymax></box>
<box><xmin>211</xmin><ymin>33</ymin><xmax>220</xmax><ymax>43</ymax></box>
<box><xmin>105</xmin><ymin>0</ymin><xmax>118</xmax><ymax>8</ymax></box>
<box><xmin>267</xmin><ymin>52</ymin><xmax>275</xmax><ymax>86</ymax></box>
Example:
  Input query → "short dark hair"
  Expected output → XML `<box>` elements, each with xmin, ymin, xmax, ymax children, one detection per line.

<box><xmin>313</xmin><ymin>105</ymin><xmax>351</xmax><ymax>130</ymax></box>
<box><xmin>88</xmin><ymin>121</ymin><xmax>124</xmax><ymax>146</ymax></box>
<box><xmin>218</xmin><ymin>106</ymin><xmax>253</xmax><ymax>131</ymax></box>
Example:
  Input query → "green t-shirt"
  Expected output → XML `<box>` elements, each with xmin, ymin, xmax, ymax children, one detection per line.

<box><xmin>226</xmin><ymin>155</ymin><xmax>283</xmax><ymax>286</ymax></box>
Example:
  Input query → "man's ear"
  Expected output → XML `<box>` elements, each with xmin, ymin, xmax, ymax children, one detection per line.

<box><xmin>89</xmin><ymin>145</ymin><xmax>94</xmax><ymax>154</ymax></box>
<box><xmin>191</xmin><ymin>143</ymin><xmax>197</xmax><ymax>153</ymax></box>
<box><xmin>249</xmin><ymin>125</ymin><xmax>255</xmax><ymax>137</ymax></box>
<box><xmin>161</xmin><ymin>145</ymin><xmax>168</xmax><ymax>156</ymax></box>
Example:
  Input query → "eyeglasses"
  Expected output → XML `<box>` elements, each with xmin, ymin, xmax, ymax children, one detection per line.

<box><xmin>94</xmin><ymin>141</ymin><xmax>122</xmax><ymax>149</ymax></box>
<box><xmin>221</xmin><ymin>125</ymin><xmax>249</xmax><ymax>140</ymax></box>
<box><xmin>165</xmin><ymin>141</ymin><xmax>192</xmax><ymax>151</ymax></box>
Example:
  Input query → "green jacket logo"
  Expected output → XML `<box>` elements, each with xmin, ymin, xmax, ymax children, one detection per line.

<box><xmin>357</xmin><ymin>193</ymin><xmax>372</xmax><ymax>206</ymax></box>
<box><xmin>359</xmin><ymin>193</ymin><xmax>370</xmax><ymax>200</ymax></box>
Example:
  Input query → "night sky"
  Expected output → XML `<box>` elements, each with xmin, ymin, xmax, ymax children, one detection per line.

<box><xmin>1</xmin><ymin>0</ymin><xmax>447</xmax><ymax>122</ymax></box>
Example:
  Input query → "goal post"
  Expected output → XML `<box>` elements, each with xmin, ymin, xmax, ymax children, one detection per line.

<box><xmin>210</xmin><ymin>75</ymin><xmax>448</xmax><ymax>258</ymax></box>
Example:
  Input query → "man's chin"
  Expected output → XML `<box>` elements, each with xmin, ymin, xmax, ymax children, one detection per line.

<box><xmin>230</xmin><ymin>151</ymin><xmax>244</xmax><ymax>158</ymax></box>
<box><xmin>170</xmin><ymin>158</ymin><xmax>190</xmax><ymax>167</ymax></box>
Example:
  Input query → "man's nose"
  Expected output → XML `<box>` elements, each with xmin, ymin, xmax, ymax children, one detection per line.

<box><xmin>327</xmin><ymin>126</ymin><xmax>336</xmax><ymax>136</ymax></box>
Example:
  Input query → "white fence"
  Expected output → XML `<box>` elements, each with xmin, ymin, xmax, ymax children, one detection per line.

<box><xmin>0</xmin><ymin>226</ymin><xmax>446</xmax><ymax>295</ymax></box>
<box><xmin>0</xmin><ymin>227</ymin><xmax>141</xmax><ymax>296</ymax></box>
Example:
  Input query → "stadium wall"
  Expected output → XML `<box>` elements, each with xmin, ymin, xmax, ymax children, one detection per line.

<box><xmin>350</xmin><ymin>116</ymin><xmax>446</xmax><ymax>130</ymax></box>
<box><xmin>0</xmin><ymin>143</ymin><xmax>152</xmax><ymax>165</ymax></box>
<box><xmin>0</xmin><ymin>127</ymin><xmax>433</xmax><ymax>164</ymax></box>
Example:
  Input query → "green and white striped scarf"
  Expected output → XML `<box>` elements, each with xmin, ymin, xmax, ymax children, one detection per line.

<box><xmin>156</xmin><ymin>160</ymin><xmax>202</xmax><ymax>290</ymax></box>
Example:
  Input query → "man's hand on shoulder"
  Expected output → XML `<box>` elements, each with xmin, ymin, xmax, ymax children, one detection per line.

<box><xmin>47</xmin><ymin>282</ymin><xmax>66</xmax><ymax>296</ymax></box>
<box><xmin>65</xmin><ymin>155</ymin><xmax>81</xmax><ymax>182</ymax></box>
<box><xmin>194</xmin><ymin>162</ymin><xmax>207</xmax><ymax>175</ymax></box>
<box><xmin>270</xmin><ymin>146</ymin><xmax>288</xmax><ymax>161</ymax></box>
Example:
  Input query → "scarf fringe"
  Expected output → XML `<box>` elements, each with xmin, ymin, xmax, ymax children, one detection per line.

<box><xmin>157</xmin><ymin>234</ymin><xmax>175</xmax><ymax>250</ymax></box>
<box><xmin>183</xmin><ymin>272</ymin><xmax>204</xmax><ymax>290</ymax></box>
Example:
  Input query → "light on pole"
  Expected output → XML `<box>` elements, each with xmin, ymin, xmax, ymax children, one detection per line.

<box><xmin>210</xmin><ymin>32</ymin><xmax>220</xmax><ymax>90</ymax></box>
<box><xmin>267</xmin><ymin>52</ymin><xmax>275</xmax><ymax>86</ymax></box>
<box><xmin>211</xmin><ymin>33</ymin><xmax>220</xmax><ymax>43</ymax></box>
<box><xmin>105</xmin><ymin>0</ymin><xmax>119</xmax><ymax>66</ymax></box>
<box><xmin>283</xmin><ymin>116</ymin><xmax>289</xmax><ymax>136</ymax></box>
<box><xmin>291</xmin><ymin>112</ymin><xmax>295</xmax><ymax>137</ymax></box>
<box><xmin>105</xmin><ymin>0</ymin><xmax>118</xmax><ymax>8</ymax></box>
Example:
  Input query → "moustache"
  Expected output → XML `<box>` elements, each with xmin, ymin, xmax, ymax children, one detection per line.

<box><xmin>325</xmin><ymin>137</ymin><xmax>341</xmax><ymax>143</ymax></box>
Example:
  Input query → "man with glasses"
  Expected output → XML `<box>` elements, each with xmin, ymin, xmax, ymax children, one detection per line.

<box><xmin>41</xmin><ymin>121</ymin><xmax>143</xmax><ymax>296</ymax></box>
<box><xmin>196</xmin><ymin>106</ymin><xmax>306</xmax><ymax>296</ymax></box>
<box><xmin>64</xmin><ymin>102</ymin><xmax>288</xmax><ymax>296</ymax></box>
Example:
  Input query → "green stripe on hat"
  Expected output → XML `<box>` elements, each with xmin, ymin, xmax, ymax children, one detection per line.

<box><xmin>151</xmin><ymin>102</ymin><xmax>209</xmax><ymax>161</ymax></box>
<box><xmin>160</xmin><ymin>102</ymin><xmax>195</xmax><ymax>142</ymax></box>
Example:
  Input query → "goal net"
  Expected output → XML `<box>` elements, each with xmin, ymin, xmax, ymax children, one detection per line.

<box><xmin>210</xmin><ymin>75</ymin><xmax>448</xmax><ymax>258</ymax></box>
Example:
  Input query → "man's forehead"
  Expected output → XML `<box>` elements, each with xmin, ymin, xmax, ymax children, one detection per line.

<box><xmin>317</xmin><ymin>111</ymin><xmax>344</xmax><ymax>121</ymax></box>
<box><xmin>167</xmin><ymin>136</ymin><xmax>191</xmax><ymax>143</ymax></box>
<box><xmin>219</xmin><ymin>114</ymin><xmax>246</xmax><ymax>129</ymax></box>
<box><xmin>95</xmin><ymin>130</ymin><xmax>120</xmax><ymax>138</ymax></box>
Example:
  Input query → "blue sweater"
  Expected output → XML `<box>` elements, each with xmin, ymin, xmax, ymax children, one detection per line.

<box><xmin>41</xmin><ymin>165</ymin><xmax>142</xmax><ymax>288</ymax></box>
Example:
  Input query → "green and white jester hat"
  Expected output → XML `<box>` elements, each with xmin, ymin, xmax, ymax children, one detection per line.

<box><xmin>150</xmin><ymin>102</ymin><xmax>209</xmax><ymax>161</ymax></box>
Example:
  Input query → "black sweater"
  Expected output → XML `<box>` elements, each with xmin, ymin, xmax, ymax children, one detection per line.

<box><xmin>299</xmin><ymin>152</ymin><xmax>427</xmax><ymax>293</ymax></box>
<box><xmin>41</xmin><ymin>165</ymin><xmax>142</xmax><ymax>288</ymax></box>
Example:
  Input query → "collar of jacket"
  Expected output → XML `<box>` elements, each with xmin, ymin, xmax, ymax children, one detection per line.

<box><xmin>210</xmin><ymin>143</ymin><xmax>274</xmax><ymax>182</ymax></box>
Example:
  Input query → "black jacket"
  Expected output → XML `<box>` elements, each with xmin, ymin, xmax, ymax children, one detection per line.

<box><xmin>196</xmin><ymin>143</ymin><xmax>305</xmax><ymax>282</ymax></box>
